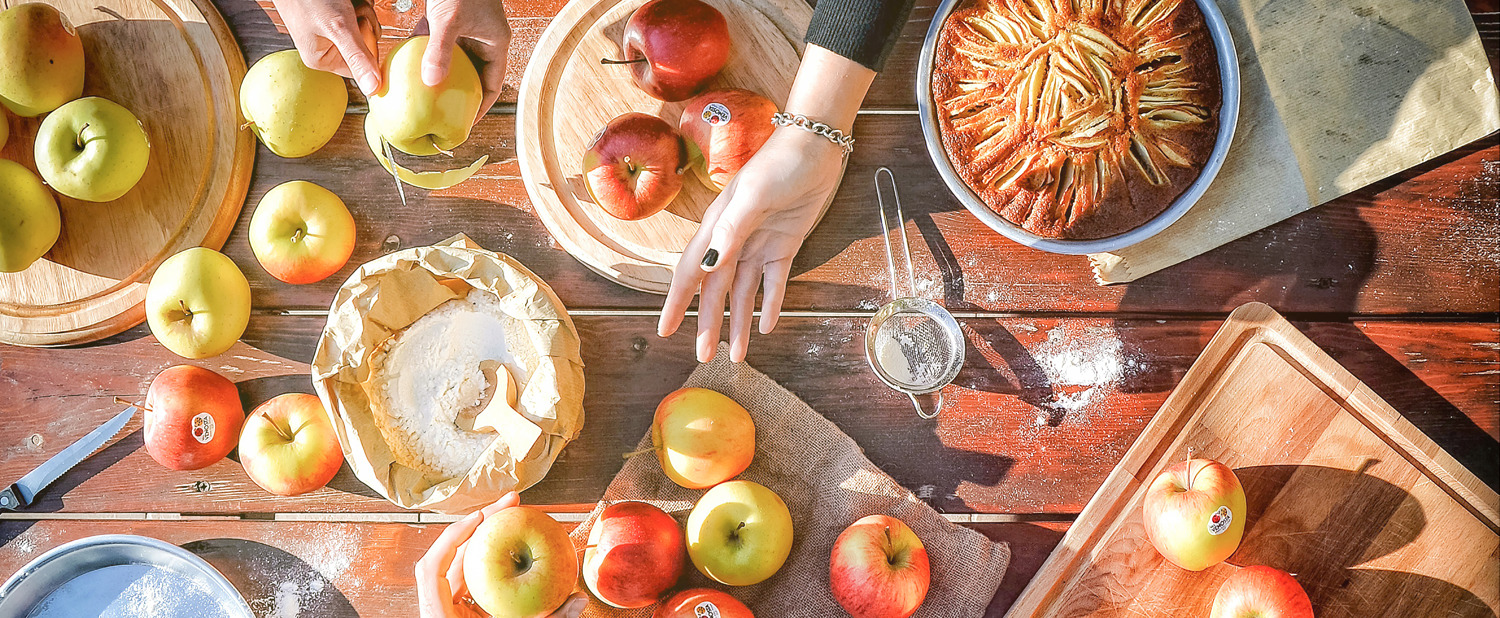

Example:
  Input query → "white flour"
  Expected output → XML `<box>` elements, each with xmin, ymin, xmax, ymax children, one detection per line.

<box><xmin>27</xmin><ymin>564</ymin><xmax>237</xmax><ymax>618</ymax></box>
<box><xmin>1030</xmin><ymin>324</ymin><xmax>1141</xmax><ymax>421</ymax></box>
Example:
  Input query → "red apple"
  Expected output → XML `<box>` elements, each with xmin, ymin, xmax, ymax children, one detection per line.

<box><xmin>582</xmin><ymin>112</ymin><xmax>686</xmax><ymax>221</ymax></box>
<box><xmin>143</xmin><ymin>365</ymin><xmax>245</xmax><ymax>471</ymax></box>
<box><xmin>602</xmin><ymin>0</ymin><xmax>730</xmax><ymax>102</ymax></box>
<box><xmin>829</xmin><ymin>515</ymin><xmax>930</xmax><ymax>618</ymax></box>
<box><xmin>1211</xmin><ymin>565</ymin><xmax>1314</xmax><ymax>618</ymax></box>
<box><xmin>679</xmin><ymin>88</ymin><xmax>777</xmax><ymax>192</ymax></box>
<box><xmin>583</xmin><ymin>501</ymin><xmax>686</xmax><ymax>608</ymax></box>
<box><xmin>1142</xmin><ymin>457</ymin><xmax>1246</xmax><ymax>571</ymax></box>
<box><xmin>238</xmin><ymin>393</ymin><xmax>343</xmax><ymax>496</ymax></box>
<box><xmin>653</xmin><ymin>588</ymin><xmax>754</xmax><ymax>618</ymax></box>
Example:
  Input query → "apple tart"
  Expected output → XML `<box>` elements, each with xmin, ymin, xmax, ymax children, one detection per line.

<box><xmin>932</xmin><ymin>0</ymin><xmax>1221</xmax><ymax>239</ymax></box>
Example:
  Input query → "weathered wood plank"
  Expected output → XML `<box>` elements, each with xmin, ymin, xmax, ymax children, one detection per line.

<box><xmin>0</xmin><ymin>316</ymin><xmax>1492</xmax><ymax>515</ymax></box>
<box><xmin>0</xmin><ymin>518</ymin><xmax>1058</xmax><ymax>617</ymax></box>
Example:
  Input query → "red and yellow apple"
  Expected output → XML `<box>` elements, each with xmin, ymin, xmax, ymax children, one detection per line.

<box><xmin>583</xmin><ymin>501</ymin><xmax>685</xmax><ymax>608</ymax></box>
<box><xmin>0</xmin><ymin>3</ymin><xmax>84</xmax><ymax>117</ymax></box>
<box><xmin>653</xmin><ymin>588</ymin><xmax>754</xmax><ymax>618</ymax></box>
<box><xmin>1142</xmin><ymin>457</ymin><xmax>1246</xmax><ymax>571</ymax></box>
<box><xmin>679</xmin><ymin>88</ymin><xmax>777</xmax><ymax>191</ymax></box>
<box><xmin>583</xmin><ymin>112</ymin><xmax>687</xmax><ymax>221</ymax></box>
<box><xmin>829</xmin><ymin>515</ymin><xmax>930</xmax><ymax>618</ymax></box>
<box><xmin>145</xmin><ymin>247</ymin><xmax>252</xmax><ymax>359</ymax></box>
<box><xmin>249</xmin><ymin>180</ymin><xmax>356</xmax><ymax>284</ymax></box>
<box><xmin>605</xmin><ymin>0</ymin><xmax>730</xmax><ymax>102</ymax></box>
<box><xmin>143</xmin><ymin>365</ymin><xmax>245</xmax><ymax>471</ymax></box>
<box><xmin>464</xmin><ymin>505</ymin><xmax>581</xmax><ymax>618</ymax></box>
<box><xmin>238</xmin><ymin>393</ymin><xmax>343</xmax><ymax>496</ymax></box>
<box><xmin>652</xmin><ymin>387</ymin><xmax>755</xmax><ymax>489</ymax></box>
<box><xmin>686</xmin><ymin>480</ymin><xmax>792</xmax><ymax>586</ymax></box>
<box><xmin>1211</xmin><ymin>565</ymin><xmax>1313</xmax><ymax>618</ymax></box>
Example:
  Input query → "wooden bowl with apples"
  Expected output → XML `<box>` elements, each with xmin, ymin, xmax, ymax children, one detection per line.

<box><xmin>517</xmin><ymin>0</ymin><xmax>821</xmax><ymax>294</ymax></box>
<box><xmin>0</xmin><ymin>0</ymin><xmax>253</xmax><ymax>346</ymax></box>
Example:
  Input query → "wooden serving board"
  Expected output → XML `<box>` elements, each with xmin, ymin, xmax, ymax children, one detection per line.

<box><xmin>1007</xmin><ymin>302</ymin><xmax>1500</xmax><ymax>617</ymax></box>
<box><xmin>0</xmin><ymin>0</ymin><xmax>253</xmax><ymax>346</ymax></box>
<box><xmin>516</xmin><ymin>0</ymin><xmax>812</xmax><ymax>294</ymax></box>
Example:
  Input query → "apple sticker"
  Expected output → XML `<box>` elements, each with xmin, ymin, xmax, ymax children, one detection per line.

<box><xmin>1208</xmin><ymin>505</ymin><xmax>1232</xmax><ymax>535</ymax></box>
<box><xmin>694</xmin><ymin>602</ymin><xmax>721</xmax><ymax>618</ymax></box>
<box><xmin>702</xmin><ymin>103</ymin><xmax>731</xmax><ymax>126</ymax></box>
<box><xmin>191</xmin><ymin>412</ymin><xmax>215</xmax><ymax>444</ymax></box>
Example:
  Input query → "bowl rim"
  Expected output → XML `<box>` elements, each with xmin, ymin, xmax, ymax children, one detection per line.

<box><xmin>916</xmin><ymin>0</ymin><xmax>1242</xmax><ymax>255</ymax></box>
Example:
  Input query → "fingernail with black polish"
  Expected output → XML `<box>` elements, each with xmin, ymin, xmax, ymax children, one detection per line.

<box><xmin>701</xmin><ymin>248</ymin><xmax>719</xmax><ymax>268</ymax></box>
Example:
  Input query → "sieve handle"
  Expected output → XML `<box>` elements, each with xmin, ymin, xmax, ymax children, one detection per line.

<box><xmin>908</xmin><ymin>390</ymin><xmax>941</xmax><ymax>419</ymax></box>
<box><xmin>875</xmin><ymin>167</ymin><xmax>916</xmax><ymax>299</ymax></box>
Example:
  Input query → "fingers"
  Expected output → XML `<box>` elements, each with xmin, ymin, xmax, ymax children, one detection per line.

<box><xmin>699</xmin><ymin>205</ymin><xmax>753</xmax><ymax>276</ymax></box>
<box><xmin>728</xmin><ymin>263</ymin><xmax>760</xmax><ymax>363</ymax></box>
<box><xmin>421</xmin><ymin>5</ymin><xmax>462</xmax><ymax>87</ymax></box>
<box><xmin>473</xmin><ymin>49</ymin><xmax>507</xmax><ymax>125</ymax></box>
<box><xmin>759</xmin><ymin>258</ymin><xmax>792</xmax><ymax>334</ymax></box>
<box><xmin>480</xmin><ymin>491</ymin><xmax>521</xmax><ymax>516</ymax></box>
<box><xmin>416</xmin><ymin>510</ymin><xmax>483</xmax><ymax>615</ymax></box>
<box><xmin>444</xmin><ymin>541</ymin><xmax>469</xmax><ymax>601</ymax></box>
<box><xmin>695</xmin><ymin>262</ymin><xmax>734</xmax><ymax>363</ymax></box>
<box><xmin>550</xmin><ymin>593</ymin><xmax>589</xmax><ymax>618</ymax></box>
<box><xmin>329</xmin><ymin>25</ymin><xmax>382</xmax><ymax>95</ymax></box>
<box><xmin>659</xmin><ymin>196</ymin><xmax>724</xmax><ymax>338</ymax></box>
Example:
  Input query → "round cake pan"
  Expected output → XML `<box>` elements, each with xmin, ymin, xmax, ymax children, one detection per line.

<box><xmin>917</xmin><ymin>0</ymin><xmax>1241</xmax><ymax>255</ymax></box>
<box><xmin>0</xmin><ymin>534</ymin><xmax>253</xmax><ymax>617</ymax></box>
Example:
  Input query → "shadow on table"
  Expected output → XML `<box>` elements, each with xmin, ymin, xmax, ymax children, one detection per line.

<box><xmin>20</xmin><ymin>429</ymin><xmax>143</xmax><ymax>513</ymax></box>
<box><xmin>185</xmin><ymin>538</ymin><xmax>358</xmax><ymax>617</ymax></box>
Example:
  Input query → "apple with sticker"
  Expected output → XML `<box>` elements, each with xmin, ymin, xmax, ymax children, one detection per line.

<box><xmin>1141</xmin><ymin>453</ymin><xmax>1246</xmax><ymax>571</ymax></box>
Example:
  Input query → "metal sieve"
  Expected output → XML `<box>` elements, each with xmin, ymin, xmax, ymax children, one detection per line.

<box><xmin>864</xmin><ymin>168</ymin><xmax>965</xmax><ymax>419</ymax></box>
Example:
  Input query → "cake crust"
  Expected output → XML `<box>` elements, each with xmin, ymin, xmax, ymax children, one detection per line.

<box><xmin>933</xmin><ymin>0</ymin><xmax>1222</xmax><ymax>240</ymax></box>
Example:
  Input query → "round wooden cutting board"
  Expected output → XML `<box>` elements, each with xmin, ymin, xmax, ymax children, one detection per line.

<box><xmin>517</xmin><ymin>0</ymin><xmax>815</xmax><ymax>294</ymax></box>
<box><xmin>0</xmin><ymin>0</ymin><xmax>253</xmax><ymax>346</ymax></box>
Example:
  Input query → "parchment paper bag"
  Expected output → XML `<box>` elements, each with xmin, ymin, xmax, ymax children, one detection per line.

<box><xmin>312</xmin><ymin>234</ymin><xmax>585</xmax><ymax>514</ymax></box>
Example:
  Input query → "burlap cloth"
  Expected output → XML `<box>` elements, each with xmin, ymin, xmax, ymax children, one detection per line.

<box><xmin>569</xmin><ymin>345</ymin><xmax>1009</xmax><ymax>617</ymax></box>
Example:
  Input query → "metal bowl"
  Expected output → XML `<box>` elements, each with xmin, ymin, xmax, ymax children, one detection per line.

<box><xmin>0</xmin><ymin>534</ymin><xmax>253</xmax><ymax>617</ymax></box>
<box><xmin>916</xmin><ymin>0</ymin><xmax>1241</xmax><ymax>255</ymax></box>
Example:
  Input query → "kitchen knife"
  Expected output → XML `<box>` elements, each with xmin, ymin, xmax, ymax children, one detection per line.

<box><xmin>0</xmin><ymin>406</ymin><xmax>136</xmax><ymax>511</ymax></box>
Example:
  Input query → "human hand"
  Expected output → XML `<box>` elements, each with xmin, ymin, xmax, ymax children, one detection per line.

<box><xmin>416</xmin><ymin>492</ymin><xmax>588</xmax><ymax>618</ymax></box>
<box><xmin>657</xmin><ymin>128</ymin><xmax>847</xmax><ymax>363</ymax></box>
<box><xmin>416</xmin><ymin>0</ymin><xmax>511</xmax><ymax>125</ymax></box>
<box><xmin>271</xmin><ymin>0</ymin><xmax>383</xmax><ymax>95</ymax></box>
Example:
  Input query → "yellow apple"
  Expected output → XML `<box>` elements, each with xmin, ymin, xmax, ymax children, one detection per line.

<box><xmin>464</xmin><ymin>506</ymin><xmax>580</xmax><ymax>618</ymax></box>
<box><xmin>145</xmin><ymin>247</ymin><xmax>251</xmax><ymax>359</ymax></box>
<box><xmin>0</xmin><ymin>4</ymin><xmax>84</xmax><ymax>117</ymax></box>
<box><xmin>0</xmin><ymin>160</ymin><xmax>61</xmax><ymax>273</ymax></box>
<box><xmin>366</xmin><ymin>36</ymin><xmax>483</xmax><ymax>156</ymax></box>
<box><xmin>239</xmin><ymin>393</ymin><xmax>343</xmax><ymax>496</ymax></box>
<box><xmin>0</xmin><ymin>109</ymin><xmax>9</xmax><ymax>149</ymax></box>
<box><xmin>35</xmin><ymin>97</ymin><xmax>151</xmax><ymax>202</ymax></box>
<box><xmin>241</xmin><ymin>50</ymin><xmax>348</xmax><ymax>158</ymax></box>
<box><xmin>249</xmin><ymin>181</ymin><xmax>356</xmax><ymax>284</ymax></box>
<box><xmin>686</xmin><ymin>480</ymin><xmax>793</xmax><ymax>586</ymax></box>
<box><xmin>652</xmin><ymin>387</ymin><xmax>755</xmax><ymax>489</ymax></box>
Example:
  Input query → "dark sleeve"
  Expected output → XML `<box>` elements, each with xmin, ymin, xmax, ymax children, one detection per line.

<box><xmin>804</xmin><ymin>0</ymin><xmax>916</xmax><ymax>72</ymax></box>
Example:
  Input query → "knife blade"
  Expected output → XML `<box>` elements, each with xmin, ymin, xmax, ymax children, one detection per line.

<box><xmin>0</xmin><ymin>406</ymin><xmax>136</xmax><ymax>511</ymax></box>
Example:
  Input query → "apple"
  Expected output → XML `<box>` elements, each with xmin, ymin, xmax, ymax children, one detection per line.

<box><xmin>145</xmin><ymin>247</ymin><xmax>251</xmax><ymax>359</ymax></box>
<box><xmin>0</xmin><ymin>4</ymin><xmax>84</xmax><ymax>117</ymax></box>
<box><xmin>679</xmin><ymin>88</ymin><xmax>777</xmax><ymax>191</ymax></box>
<box><xmin>1211</xmin><ymin>565</ymin><xmax>1314</xmax><ymax>618</ymax></box>
<box><xmin>686</xmin><ymin>480</ymin><xmax>793</xmax><ymax>586</ymax></box>
<box><xmin>0</xmin><ymin>160</ymin><xmax>61</xmax><ymax>273</ymax></box>
<box><xmin>241</xmin><ymin>49</ymin><xmax>348</xmax><ymax>158</ymax></box>
<box><xmin>583</xmin><ymin>501</ymin><xmax>685</xmax><ymax>608</ymax></box>
<box><xmin>652</xmin><ymin>387</ymin><xmax>755</xmax><ymax>489</ymax></box>
<box><xmin>0</xmin><ymin>109</ymin><xmax>9</xmax><ymax>149</ymax></box>
<box><xmin>238</xmin><ymin>393</ymin><xmax>343</xmax><ymax>496</ymax></box>
<box><xmin>830</xmin><ymin>515</ymin><xmax>930</xmax><ymax>618</ymax></box>
<box><xmin>1142</xmin><ymin>456</ymin><xmax>1246</xmax><ymax>571</ymax></box>
<box><xmin>367</xmin><ymin>35</ymin><xmax>483</xmax><ymax>156</ymax></box>
<box><xmin>582</xmin><ymin>112</ymin><xmax>687</xmax><ymax>221</ymax></box>
<box><xmin>249</xmin><ymin>180</ymin><xmax>356</xmax><ymax>284</ymax></box>
<box><xmin>653</xmin><ymin>588</ymin><xmax>754</xmax><ymax>618</ymax></box>
<box><xmin>464</xmin><ymin>505</ymin><xmax>581</xmax><ymax>618</ymax></box>
<box><xmin>604</xmin><ymin>0</ymin><xmax>730</xmax><ymax>102</ymax></box>
<box><xmin>142</xmin><ymin>365</ymin><xmax>245</xmax><ymax>471</ymax></box>
<box><xmin>35</xmin><ymin>97</ymin><xmax>151</xmax><ymax>202</ymax></box>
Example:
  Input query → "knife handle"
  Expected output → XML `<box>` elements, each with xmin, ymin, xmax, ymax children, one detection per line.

<box><xmin>0</xmin><ymin>485</ymin><xmax>23</xmax><ymax>511</ymax></box>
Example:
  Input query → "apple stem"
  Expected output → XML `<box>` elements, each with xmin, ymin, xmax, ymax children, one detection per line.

<box><xmin>239</xmin><ymin>121</ymin><xmax>254</xmax><ymax>131</ymax></box>
<box><xmin>623</xmin><ymin>155</ymin><xmax>636</xmax><ymax>175</ymax></box>
<box><xmin>620</xmin><ymin>446</ymin><xmax>658</xmax><ymax>460</ymax></box>
<box><xmin>1186</xmin><ymin>447</ymin><xmax>1197</xmax><ymax>487</ymax></box>
<box><xmin>76</xmin><ymin>123</ymin><xmax>90</xmax><ymax>150</ymax></box>
<box><xmin>600</xmin><ymin>57</ymin><xmax>648</xmax><ymax>66</ymax></box>
<box><xmin>179</xmin><ymin>299</ymin><xmax>193</xmax><ymax>318</ymax></box>
<box><xmin>114</xmin><ymin>396</ymin><xmax>149</xmax><ymax>412</ymax></box>
<box><xmin>291</xmin><ymin>228</ymin><xmax>305</xmax><ymax>243</ymax></box>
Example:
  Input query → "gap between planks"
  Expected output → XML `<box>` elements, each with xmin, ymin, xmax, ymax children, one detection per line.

<box><xmin>259</xmin><ymin>308</ymin><xmax>1500</xmax><ymax>323</ymax></box>
<box><xmin>340</xmin><ymin>103</ymin><xmax>918</xmax><ymax>116</ymax></box>
<box><xmin>0</xmin><ymin>512</ymin><xmax>1073</xmax><ymax>524</ymax></box>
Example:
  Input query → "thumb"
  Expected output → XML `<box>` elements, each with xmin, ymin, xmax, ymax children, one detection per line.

<box><xmin>330</xmin><ymin>28</ymin><xmax>381</xmax><ymax>95</ymax></box>
<box><xmin>421</xmin><ymin>19</ymin><xmax>460</xmax><ymax>87</ymax></box>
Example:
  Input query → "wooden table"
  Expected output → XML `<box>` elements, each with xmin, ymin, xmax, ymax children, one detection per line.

<box><xmin>0</xmin><ymin>0</ymin><xmax>1495</xmax><ymax>615</ymax></box>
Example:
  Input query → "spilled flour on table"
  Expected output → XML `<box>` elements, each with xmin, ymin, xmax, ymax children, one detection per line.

<box><xmin>1029</xmin><ymin>324</ymin><xmax>1142</xmax><ymax>425</ymax></box>
<box><xmin>245</xmin><ymin>524</ymin><xmax>360</xmax><ymax>618</ymax></box>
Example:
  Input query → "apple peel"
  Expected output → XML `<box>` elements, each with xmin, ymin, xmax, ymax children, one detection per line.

<box><xmin>363</xmin><ymin>115</ymin><xmax>488</xmax><ymax>191</ymax></box>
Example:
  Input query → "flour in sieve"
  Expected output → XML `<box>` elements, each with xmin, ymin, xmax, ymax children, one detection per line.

<box><xmin>370</xmin><ymin>290</ymin><xmax>534</xmax><ymax>479</ymax></box>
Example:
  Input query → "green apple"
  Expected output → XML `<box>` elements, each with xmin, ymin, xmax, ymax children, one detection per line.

<box><xmin>686</xmin><ymin>480</ymin><xmax>794</xmax><ymax>586</ymax></box>
<box><xmin>0</xmin><ymin>109</ymin><xmax>9</xmax><ymax>149</ymax></box>
<box><xmin>463</xmin><ymin>506</ymin><xmax>580</xmax><ymax>618</ymax></box>
<box><xmin>366</xmin><ymin>36</ymin><xmax>483</xmax><ymax>156</ymax></box>
<box><xmin>241</xmin><ymin>50</ymin><xmax>348</xmax><ymax>158</ymax></box>
<box><xmin>0</xmin><ymin>4</ymin><xmax>84</xmax><ymax>118</ymax></box>
<box><xmin>0</xmin><ymin>160</ymin><xmax>61</xmax><ymax>273</ymax></box>
<box><xmin>249</xmin><ymin>181</ymin><xmax>356</xmax><ymax>284</ymax></box>
<box><xmin>146</xmin><ymin>247</ymin><xmax>251</xmax><ymax>359</ymax></box>
<box><xmin>35</xmin><ymin>97</ymin><xmax>151</xmax><ymax>202</ymax></box>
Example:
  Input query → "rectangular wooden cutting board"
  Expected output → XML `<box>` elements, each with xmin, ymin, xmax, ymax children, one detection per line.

<box><xmin>1007</xmin><ymin>302</ymin><xmax>1499</xmax><ymax>617</ymax></box>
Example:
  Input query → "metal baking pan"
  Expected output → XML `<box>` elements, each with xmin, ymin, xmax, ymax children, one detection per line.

<box><xmin>0</xmin><ymin>534</ymin><xmax>253</xmax><ymax>617</ymax></box>
<box><xmin>916</xmin><ymin>0</ymin><xmax>1241</xmax><ymax>255</ymax></box>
